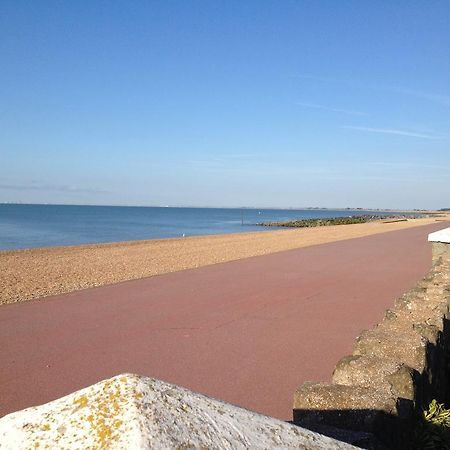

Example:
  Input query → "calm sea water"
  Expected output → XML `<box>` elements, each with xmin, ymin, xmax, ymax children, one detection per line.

<box><xmin>0</xmin><ymin>204</ymin><xmax>417</xmax><ymax>251</ymax></box>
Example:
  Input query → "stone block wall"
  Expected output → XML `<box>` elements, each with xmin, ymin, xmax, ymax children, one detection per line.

<box><xmin>293</xmin><ymin>236</ymin><xmax>450</xmax><ymax>449</ymax></box>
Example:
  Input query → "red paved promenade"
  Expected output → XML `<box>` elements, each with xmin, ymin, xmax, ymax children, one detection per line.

<box><xmin>1</xmin><ymin>222</ymin><xmax>447</xmax><ymax>420</ymax></box>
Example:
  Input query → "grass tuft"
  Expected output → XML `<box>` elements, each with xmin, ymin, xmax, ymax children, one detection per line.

<box><xmin>414</xmin><ymin>400</ymin><xmax>450</xmax><ymax>449</ymax></box>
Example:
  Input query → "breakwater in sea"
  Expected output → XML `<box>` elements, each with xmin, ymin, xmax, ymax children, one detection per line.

<box><xmin>258</xmin><ymin>214</ymin><xmax>408</xmax><ymax>228</ymax></box>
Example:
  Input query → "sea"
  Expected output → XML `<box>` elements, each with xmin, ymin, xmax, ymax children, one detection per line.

<box><xmin>0</xmin><ymin>204</ymin><xmax>420</xmax><ymax>251</ymax></box>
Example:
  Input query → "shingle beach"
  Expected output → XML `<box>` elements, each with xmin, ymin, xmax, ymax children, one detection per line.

<box><xmin>1</xmin><ymin>215</ymin><xmax>447</xmax><ymax>305</ymax></box>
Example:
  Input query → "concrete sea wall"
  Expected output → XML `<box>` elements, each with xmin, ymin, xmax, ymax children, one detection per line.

<box><xmin>293</xmin><ymin>227</ymin><xmax>450</xmax><ymax>448</ymax></box>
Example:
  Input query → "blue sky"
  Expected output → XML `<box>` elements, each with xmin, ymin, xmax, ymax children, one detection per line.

<box><xmin>1</xmin><ymin>1</ymin><xmax>449</xmax><ymax>209</ymax></box>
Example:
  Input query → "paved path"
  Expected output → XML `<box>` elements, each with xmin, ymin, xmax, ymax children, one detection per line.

<box><xmin>1</xmin><ymin>222</ymin><xmax>447</xmax><ymax>420</ymax></box>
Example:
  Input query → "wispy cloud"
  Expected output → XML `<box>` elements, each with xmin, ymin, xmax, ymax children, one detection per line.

<box><xmin>295</xmin><ymin>101</ymin><xmax>367</xmax><ymax>116</ymax></box>
<box><xmin>364</xmin><ymin>161</ymin><xmax>450</xmax><ymax>171</ymax></box>
<box><xmin>292</xmin><ymin>74</ymin><xmax>450</xmax><ymax>107</ymax></box>
<box><xmin>342</xmin><ymin>125</ymin><xmax>442</xmax><ymax>140</ymax></box>
<box><xmin>0</xmin><ymin>181</ymin><xmax>109</xmax><ymax>194</ymax></box>
<box><xmin>384</xmin><ymin>87</ymin><xmax>450</xmax><ymax>107</ymax></box>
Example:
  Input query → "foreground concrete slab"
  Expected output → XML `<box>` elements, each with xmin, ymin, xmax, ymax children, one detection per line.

<box><xmin>0</xmin><ymin>374</ymin><xmax>355</xmax><ymax>449</ymax></box>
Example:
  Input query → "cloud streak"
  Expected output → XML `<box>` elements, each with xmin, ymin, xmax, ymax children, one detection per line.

<box><xmin>364</xmin><ymin>161</ymin><xmax>450</xmax><ymax>171</ymax></box>
<box><xmin>342</xmin><ymin>125</ymin><xmax>442</xmax><ymax>140</ymax></box>
<box><xmin>0</xmin><ymin>181</ymin><xmax>109</xmax><ymax>194</ymax></box>
<box><xmin>295</xmin><ymin>101</ymin><xmax>367</xmax><ymax>116</ymax></box>
<box><xmin>384</xmin><ymin>87</ymin><xmax>450</xmax><ymax>107</ymax></box>
<box><xmin>293</xmin><ymin>74</ymin><xmax>450</xmax><ymax>107</ymax></box>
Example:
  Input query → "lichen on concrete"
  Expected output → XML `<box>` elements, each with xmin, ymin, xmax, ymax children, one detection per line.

<box><xmin>0</xmin><ymin>374</ymin><xmax>355</xmax><ymax>449</ymax></box>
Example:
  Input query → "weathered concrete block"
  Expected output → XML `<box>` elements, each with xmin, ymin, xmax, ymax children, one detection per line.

<box><xmin>412</xmin><ymin>323</ymin><xmax>441</xmax><ymax>344</ymax></box>
<box><xmin>0</xmin><ymin>374</ymin><xmax>355</xmax><ymax>450</ymax></box>
<box><xmin>293</xmin><ymin>382</ymin><xmax>412</xmax><ymax>434</ymax></box>
<box><xmin>332</xmin><ymin>355</ymin><xmax>417</xmax><ymax>401</ymax></box>
<box><xmin>385</xmin><ymin>301</ymin><xmax>447</xmax><ymax>341</ymax></box>
<box><xmin>383</xmin><ymin>304</ymin><xmax>448</xmax><ymax>404</ymax></box>
<box><xmin>353</xmin><ymin>326</ymin><xmax>428</xmax><ymax>372</ymax></box>
<box><xmin>428</xmin><ymin>228</ymin><xmax>450</xmax><ymax>262</ymax></box>
<box><xmin>385</xmin><ymin>365</ymin><xmax>418</xmax><ymax>401</ymax></box>
<box><xmin>432</xmin><ymin>242</ymin><xmax>450</xmax><ymax>262</ymax></box>
<box><xmin>293</xmin><ymin>382</ymin><xmax>397</xmax><ymax>413</ymax></box>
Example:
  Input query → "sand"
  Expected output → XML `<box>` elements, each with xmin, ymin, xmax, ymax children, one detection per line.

<box><xmin>1</xmin><ymin>216</ymin><xmax>448</xmax><ymax>306</ymax></box>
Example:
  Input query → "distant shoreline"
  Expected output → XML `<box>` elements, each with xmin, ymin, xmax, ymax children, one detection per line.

<box><xmin>0</xmin><ymin>202</ymin><xmax>441</xmax><ymax>212</ymax></box>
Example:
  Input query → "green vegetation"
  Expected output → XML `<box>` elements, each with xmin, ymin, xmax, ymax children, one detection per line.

<box><xmin>415</xmin><ymin>400</ymin><xmax>450</xmax><ymax>449</ymax></box>
<box><xmin>259</xmin><ymin>215</ymin><xmax>391</xmax><ymax>228</ymax></box>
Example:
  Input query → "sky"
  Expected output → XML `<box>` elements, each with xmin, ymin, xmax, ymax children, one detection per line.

<box><xmin>1</xmin><ymin>1</ymin><xmax>449</xmax><ymax>209</ymax></box>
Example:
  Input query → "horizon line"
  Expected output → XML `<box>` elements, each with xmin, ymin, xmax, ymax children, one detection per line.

<box><xmin>0</xmin><ymin>201</ymin><xmax>436</xmax><ymax>212</ymax></box>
